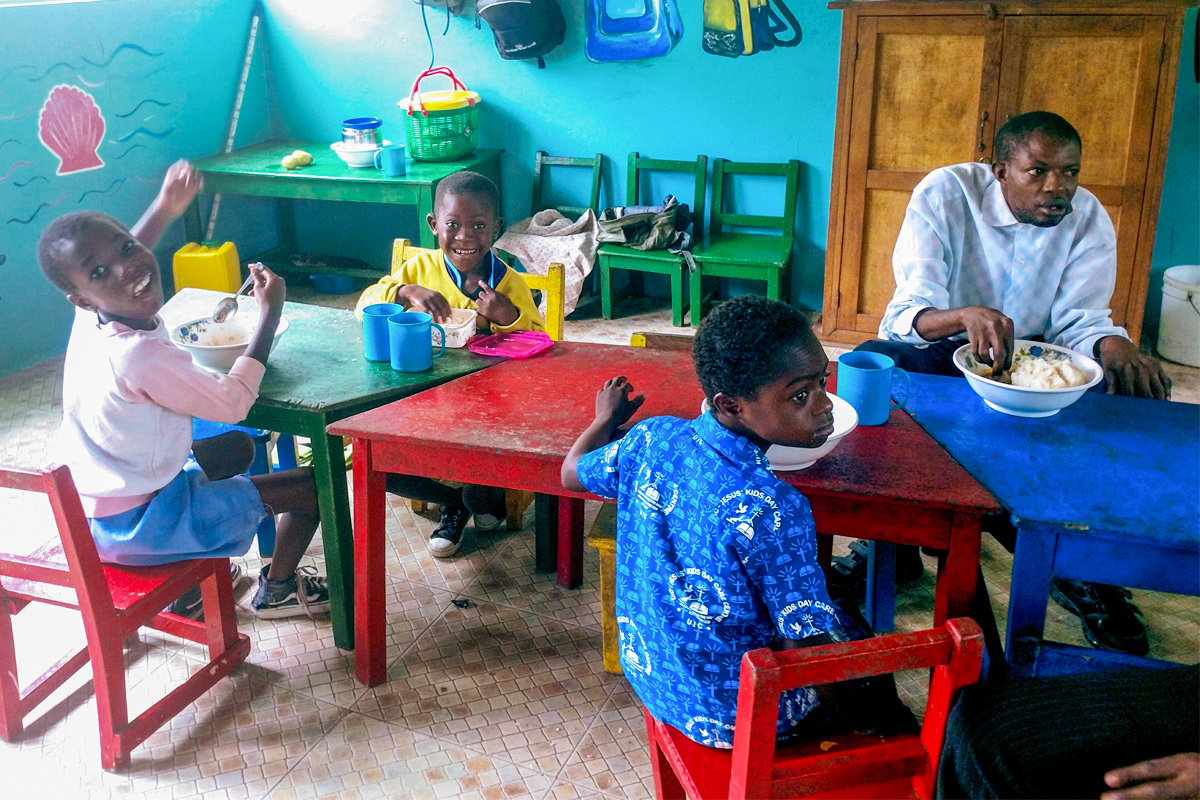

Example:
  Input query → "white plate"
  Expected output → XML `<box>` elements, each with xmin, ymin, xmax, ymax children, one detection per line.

<box><xmin>700</xmin><ymin>393</ymin><xmax>858</xmax><ymax>470</ymax></box>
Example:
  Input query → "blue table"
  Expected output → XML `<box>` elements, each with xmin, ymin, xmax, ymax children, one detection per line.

<box><xmin>904</xmin><ymin>373</ymin><xmax>1200</xmax><ymax>677</ymax></box>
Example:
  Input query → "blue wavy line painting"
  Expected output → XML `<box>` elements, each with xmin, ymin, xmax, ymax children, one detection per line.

<box><xmin>114</xmin><ymin>99</ymin><xmax>170</xmax><ymax>119</ymax></box>
<box><xmin>13</xmin><ymin>176</ymin><xmax>48</xmax><ymax>188</ymax></box>
<box><xmin>0</xmin><ymin>139</ymin><xmax>19</xmax><ymax>152</ymax></box>
<box><xmin>8</xmin><ymin>191</ymin><xmax>68</xmax><ymax>225</ymax></box>
<box><xmin>1</xmin><ymin>42</ymin><xmax>163</xmax><ymax>85</ymax></box>
<box><xmin>113</xmin><ymin>143</ymin><xmax>146</xmax><ymax>160</ymax></box>
<box><xmin>115</xmin><ymin>126</ymin><xmax>174</xmax><ymax>143</ymax></box>
<box><xmin>78</xmin><ymin>177</ymin><xmax>128</xmax><ymax>203</ymax></box>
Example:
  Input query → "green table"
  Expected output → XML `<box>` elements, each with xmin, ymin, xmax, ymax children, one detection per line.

<box><xmin>183</xmin><ymin>141</ymin><xmax>504</xmax><ymax>277</ymax></box>
<box><xmin>161</xmin><ymin>289</ymin><xmax>497</xmax><ymax>649</ymax></box>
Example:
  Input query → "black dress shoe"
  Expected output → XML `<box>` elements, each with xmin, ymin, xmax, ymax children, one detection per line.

<box><xmin>828</xmin><ymin>540</ymin><xmax>925</xmax><ymax>600</ymax></box>
<box><xmin>1049</xmin><ymin>578</ymin><xmax>1149</xmax><ymax>657</ymax></box>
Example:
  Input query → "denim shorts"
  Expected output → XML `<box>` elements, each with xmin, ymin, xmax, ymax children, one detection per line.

<box><xmin>89</xmin><ymin>458</ymin><xmax>266</xmax><ymax>566</ymax></box>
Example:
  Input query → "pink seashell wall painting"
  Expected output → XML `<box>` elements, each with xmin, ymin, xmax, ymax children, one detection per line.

<box><xmin>38</xmin><ymin>85</ymin><xmax>106</xmax><ymax>175</ymax></box>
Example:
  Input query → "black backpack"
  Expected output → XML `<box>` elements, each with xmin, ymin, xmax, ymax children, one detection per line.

<box><xmin>475</xmin><ymin>0</ymin><xmax>565</xmax><ymax>68</ymax></box>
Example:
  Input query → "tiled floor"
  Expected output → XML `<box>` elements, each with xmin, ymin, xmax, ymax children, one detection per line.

<box><xmin>1</xmin><ymin>293</ymin><xmax>1197</xmax><ymax>799</ymax></box>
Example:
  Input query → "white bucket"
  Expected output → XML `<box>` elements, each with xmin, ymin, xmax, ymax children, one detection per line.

<box><xmin>1157</xmin><ymin>265</ymin><xmax>1200</xmax><ymax>367</ymax></box>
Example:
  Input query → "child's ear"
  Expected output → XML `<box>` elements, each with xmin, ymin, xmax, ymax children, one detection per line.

<box><xmin>67</xmin><ymin>293</ymin><xmax>97</xmax><ymax>313</ymax></box>
<box><xmin>712</xmin><ymin>392</ymin><xmax>742</xmax><ymax>419</ymax></box>
<box><xmin>426</xmin><ymin>212</ymin><xmax>437</xmax><ymax>234</ymax></box>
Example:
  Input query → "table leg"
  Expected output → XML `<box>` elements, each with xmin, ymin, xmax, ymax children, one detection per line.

<box><xmin>276</xmin><ymin>197</ymin><xmax>298</xmax><ymax>255</ymax></box>
<box><xmin>934</xmin><ymin>512</ymin><xmax>983</xmax><ymax>627</ymax></box>
<box><xmin>557</xmin><ymin>497</ymin><xmax>585</xmax><ymax>589</ymax></box>
<box><xmin>184</xmin><ymin>198</ymin><xmax>203</xmax><ymax>243</ymax></box>
<box><xmin>534</xmin><ymin>494</ymin><xmax>558</xmax><ymax>573</ymax></box>
<box><xmin>309</xmin><ymin>430</ymin><xmax>354</xmax><ymax>650</ymax></box>
<box><xmin>1006</xmin><ymin>525</ymin><xmax>1056</xmax><ymax>676</ymax></box>
<box><xmin>864</xmin><ymin>541</ymin><xmax>896</xmax><ymax>632</ymax></box>
<box><xmin>352</xmin><ymin>439</ymin><xmax>388</xmax><ymax>686</ymax></box>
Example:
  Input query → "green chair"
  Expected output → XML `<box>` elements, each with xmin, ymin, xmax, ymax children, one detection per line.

<box><xmin>598</xmin><ymin>152</ymin><xmax>707</xmax><ymax>327</ymax></box>
<box><xmin>690</xmin><ymin>159</ymin><xmax>799</xmax><ymax>327</ymax></box>
<box><xmin>531</xmin><ymin>151</ymin><xmax>604</xmax><ymax>218</ymax></box>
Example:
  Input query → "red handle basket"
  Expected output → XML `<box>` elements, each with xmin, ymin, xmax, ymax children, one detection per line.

<box><xmin>405</xmin><ymin>66</ymin><xmax>475</xmax><ymax>117</ymax></box>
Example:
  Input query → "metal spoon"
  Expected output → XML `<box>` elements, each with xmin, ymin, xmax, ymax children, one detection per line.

<box><xmin>211</xmin><ymin>266</ymin><xmax>259</xmax><ymax>323</ymax></box>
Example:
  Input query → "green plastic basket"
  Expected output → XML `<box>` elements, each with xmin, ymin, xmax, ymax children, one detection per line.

<box><xmin>400</xmin><ymin>67</ymin><xmax>482</xmax><ymax>162</ymax></box>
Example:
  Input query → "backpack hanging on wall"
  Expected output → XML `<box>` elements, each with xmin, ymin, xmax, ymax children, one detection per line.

<box><xmin>475</xmin><ymin>0</ymin><xmax>566</xmax><ymax>68</ymax></box>
<box><xmin>702</xmin><ymin>0</ymin><xmax>801</xmax><ymax>58</ymax></box>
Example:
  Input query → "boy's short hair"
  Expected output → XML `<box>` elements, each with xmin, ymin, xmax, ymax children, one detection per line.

<box><xmin>433</xmin><ymin>170</ymin><xmax>499</xmax><ymax>216</ymax></box>
<box><xmin>994</xmin><ymin>111</ymin><xmax>1081</xmax><ymax>163</ymax></box>
<box><xmin>38</xmin><ymin>210</ymin><xmax>118</xmax><ymax>293</ymax></box>
<box><xmin>693</xmin><ymin>295</ymin><xmax>817</xmax><ymax>401</ymax></box>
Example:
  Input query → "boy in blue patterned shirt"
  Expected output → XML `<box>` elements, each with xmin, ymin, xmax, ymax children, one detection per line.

<box><xmin>562</xmin><ymin>295</ymin><xmax>913</xmax><ymax>748</ymax></box>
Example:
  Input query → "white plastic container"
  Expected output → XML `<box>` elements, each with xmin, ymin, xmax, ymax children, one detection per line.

<box><xmin>1157</xmin><ymin>265</ymin><xmax>1200</xmax><ymax>367</ymax></box>
<box><xmin>433</xmin><ymin>308</ymin><xmax>478</xmax><ymax>348</ymax></box>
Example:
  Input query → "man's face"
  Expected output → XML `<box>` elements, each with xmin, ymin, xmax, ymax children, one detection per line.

<box><xmin>60</xmin><ymin>218</ymin><xmax>163</xmax><ymax>326</ymax></box>
<box><xmin>993</xmin><ymin>132</ymin><xmax>1081</xmax><ymax>228</ymax></box>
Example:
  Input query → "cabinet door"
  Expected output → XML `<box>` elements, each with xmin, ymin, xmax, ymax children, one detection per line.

<box><xmin>832</xmin><ymin>15</ymin><xmax>1003</xmax><ymax>339</ymax></box>
<box><xmin>996</xmin><ymin>14</ymin><xmax>1167</xmax><ymax>336</ymax></box>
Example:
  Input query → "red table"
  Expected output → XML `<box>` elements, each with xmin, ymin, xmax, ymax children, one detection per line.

<box><xmin>329</xmin><ymin>342</ymin><xmax>1000</xmax><ymax>686</ymax></box>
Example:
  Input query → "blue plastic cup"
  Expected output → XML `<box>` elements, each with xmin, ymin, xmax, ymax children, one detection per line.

<box><xmin>388</xmin><ymin>311</ymin><xmax>445</xmax><ymax>372</ymax></box>
<box><xmin>362</xmin><ymin>303</ymin><xmax>404</xmax><ymax>361</ymax></box>
<box><xmin>837</xmin><ymin>351</ymin><xmax>910</xmax><ymax>426</ymax></box>
<box><xmin>374</xmin><ymin>144</ymin><xmax>406</xmax><ymax>177</ymax></box>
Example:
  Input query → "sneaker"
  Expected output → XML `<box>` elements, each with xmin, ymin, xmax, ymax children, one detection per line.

<box><xmin>472</xmin><ymin>512</ymin><xmax>504</xmax><ymax>532</ymax></box>
<box><xmin>429</xmin><ymin>504</ymin><xmax>470</xmax><ymax>558</ymax></box>
<box><xmin>828</xmin><ymin>541</ymin><xmax>925</xmax><ymax>601</ymax></box>
<box><xmin>1049</xmin><ymin>578</ymin><xmax>1149</xmax><ymax>656</ymax></box>
<box><xmin>168</xmin><ymin>562</ymin><xmax>242</xmax><ymax>620</ymax></box>
<box><xmin>251</xmin><ymin>565</ymin><xmax>330</xmax><ymax>619</ymax></box>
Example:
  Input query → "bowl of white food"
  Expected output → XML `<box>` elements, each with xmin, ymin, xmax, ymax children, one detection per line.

<box><xmin>173</xmin><ymin>315</ymin><xmax>289</xmax><ymax>373</ymax></box>
<box><xmin>701</xmin><ymin>392</ymin><xmax>858</xmax><ymax>471</ymax></box>
<box><xmin>330</xmin><ymin>139</ymin><xmax>389</xmax><ymax>168</ymax></box>
<box><xmin>953</xmin><ymin>339</ymin><xmax>1103</xmax><ymax>418</ymax></box>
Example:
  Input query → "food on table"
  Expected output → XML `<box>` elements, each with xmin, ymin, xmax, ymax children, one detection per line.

<box><xmin>968</xmin><ymin>346</ymin><xmax>1090</xmax><ymax>389</ymax></box>
<box><xmin>281</xmin><ymin>150</ymin><xmax>312</xmax><ymax>170</ymax></box>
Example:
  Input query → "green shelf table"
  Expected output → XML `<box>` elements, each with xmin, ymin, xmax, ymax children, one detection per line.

<box><xmin>161</xmin><ymin>288</ymin><xmax>498</xmax><ymax>649</ymax></box>
<box><xmin>183</xmin><ymin>141</ymin><xmax>504</xmax><ymax>277</ymax></box>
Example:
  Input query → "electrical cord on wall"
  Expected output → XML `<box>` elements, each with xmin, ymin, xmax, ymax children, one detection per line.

<box><xmin>418</xmin><ymin>1</ymin><xmax>452</xmax><ymax>70</ymax></box>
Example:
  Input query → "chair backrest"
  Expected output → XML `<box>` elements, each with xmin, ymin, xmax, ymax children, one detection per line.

<box><xmin>728</xmin><ymin>618</ymin><xmax>984</xmax><ymax>800</ymax></box>
<box><xmin>626</xmin><ymin>152</ymin><xmax>708</xmax><ymax>239</ymax></box>
<box><xmin>532</xmin><ymin>152</ymin><xmax>604</xmax><ymax>218</ymax></box>
<box><xmin>390</xmin><ymin>239</ymin><xmax>564</xmax><ymax>341</ymax></box>
<box><xmin>0</xmin><ymin>464</ymin><xmax>114</xmax><ymax>617</ymax></box>
<box><xmin>709</xmin><ymin>159</ymin><xmax>800</xmax><ymax>241</ymax></box>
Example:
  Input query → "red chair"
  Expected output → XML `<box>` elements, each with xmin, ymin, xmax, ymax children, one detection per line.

<box><xmin>0</xmin><ymin>464</ymin><xmax>250</xmax><ymax>770</ymax></box>
<box><xmin>644</xmin><ymin>618</ymin><xmax>984</xmax><ymax>799</ymax></box>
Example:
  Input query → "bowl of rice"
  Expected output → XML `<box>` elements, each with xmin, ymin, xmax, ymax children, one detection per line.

<box><xmin>173</xmin><ymin>315</ymin><xmax>289</xmax><ymax>373</ymax></box>
<box><xmin>953</xmin><ymin>339</ymin><xmax>1103</xmax><ymax>417</ymax></box>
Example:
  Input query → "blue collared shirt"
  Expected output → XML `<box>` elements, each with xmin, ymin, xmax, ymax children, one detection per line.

<box><xmin>880</xmin><ymin>162</ymin><xmax>1127</xmax><ymax>356</ymax></box>
<box><xmin>576</xmin><ymin>412</ymin><xmax>840</xmax><ymax>748</ymax></box>
<box><xmin>443</xmin><ymin>251</ymin><xmax>507</xmax><ymax>300</ymax></box>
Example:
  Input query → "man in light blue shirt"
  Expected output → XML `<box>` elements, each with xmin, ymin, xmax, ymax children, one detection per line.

<box><xmin>841</xmin><ymin>111</ymin><xmax>1171</xmax><ymax>656</ymax></box>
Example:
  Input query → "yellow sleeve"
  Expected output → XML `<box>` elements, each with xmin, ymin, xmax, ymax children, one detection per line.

<box><xmin>490</xmin><ymin>265</ymin><xmax>546</xmax><ymax>333</ymax></box>
<box><xmin>354</xmin><ymin>275</ymin><xmax>404</xmax><ymax>321</ymax></box>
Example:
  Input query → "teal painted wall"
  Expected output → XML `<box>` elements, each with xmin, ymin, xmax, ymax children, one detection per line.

<box><xmin>1145</xmin><ymin>9</ymin><xmax>1199</xmax><ymax>342</ymax></box>
<box><xmin>0</xmin><ymin>0</ymin><xmax>271</xmax><ymax>375</ymax></box>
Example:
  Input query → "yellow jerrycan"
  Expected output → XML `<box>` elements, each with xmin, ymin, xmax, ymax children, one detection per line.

<box><xmin>172</xmin><ymin>241</ymin><xmax>241</xmax><ymax>293</ymax></box>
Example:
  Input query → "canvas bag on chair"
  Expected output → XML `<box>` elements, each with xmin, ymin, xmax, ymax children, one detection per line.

<box><xmin>597</xmin><ymin>195</ymin><xmax>697</xmax><ymax>271</ymax></box>
<box><xmin>476</xmin><ymin>0</ymin><xmax>566</xmax><ymax>68</ymax></box>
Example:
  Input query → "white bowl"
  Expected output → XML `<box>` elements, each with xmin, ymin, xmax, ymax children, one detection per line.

<box><xmin>173</xmin><ymin>315</ymin><xmax>289</xmax><ymax>373</ymax></box>
<box><xmin>432</xmin><ymin>308</ymin><xmax>478</xmax><ymax>349</ymax></box>
<box><xmin>953</xmin><ymin>339</ymin><xmax>1103</xmax><ymax>418</ymax></box>
<box><xmin>701</xmin><ymin>393</ymin><xmax>859</xmax><ymax>471</ymax></box>
<box><xmin>330</xmin><ymin>139</ymin><xmax>390</xmax><ymax>168</ymax></box>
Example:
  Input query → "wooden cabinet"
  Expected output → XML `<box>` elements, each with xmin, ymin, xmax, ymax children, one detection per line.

<box><xmin>821</xmin><ymin>1</ymin><xmax>1190</xmax><ymax>345</ymax></box>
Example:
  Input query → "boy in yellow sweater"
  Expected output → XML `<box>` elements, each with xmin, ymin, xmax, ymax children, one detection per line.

<box><xmin>357</xmin><ymin>170</ymin><xmax>545</xmax><ymax>556</ymax></box>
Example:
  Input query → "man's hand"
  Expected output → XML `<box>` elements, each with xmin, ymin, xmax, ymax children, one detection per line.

<box><xmin>156</xmin><ymin>159</ymin><xmax>204</xmax><ymax>220</ymax></box>
<box><xmin>1098</xmin><ymin>336</ymin><xmax>1171</xmax><ymax>399</ymax></box>
<box><xmin>960</xmin><ymin>306</ymin><xmax>1016</xmax><ymax>375</ymax></box>
<box><xmin>400</xmin><ymin>286</ymin><xmax>452</xmax><ymax>323</ymax></box>
<box><xmin>475</xmin><ymin>281</ymin><xmax>519</xmax><ymax>326</ymax></box>
<box><xmin>1101</xmin><ymin>753</ymin><xmax>1200</xmax><ymax>800</ymax></box>
<box><xmin>913</xmin><ymin>305</ymin><xmax>1014</xmax><ymax>375</ymax></box>
<box><xmin>595</xmin><ymin>376</ymin><xmax>646</xmax><ymax>429</ymax></box>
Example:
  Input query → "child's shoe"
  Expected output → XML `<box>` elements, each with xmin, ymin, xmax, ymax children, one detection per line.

<box><xmin>167</xmin><ymin>562</ymin><xmax>242</xmax><ymax>620</ymax></box>
<box><xmin>251</xmin><ymin>565</ymin><xmax>330</xmax><ymax>618</ymax></box>
<box><xmin>429</xmin><ymin>503</ymin><xmax>470</xmax><ymax>558</ymax></box>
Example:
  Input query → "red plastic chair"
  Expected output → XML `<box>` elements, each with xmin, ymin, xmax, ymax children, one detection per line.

<box><xmin>0</xmin><ymin>464</ymin><xmax>250</xmax><ymax>770</ymax></box>
<box><xmin>643</xmin><ymin>618</ymin><xmax>984</xmax><ymax>800</ymax></box>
